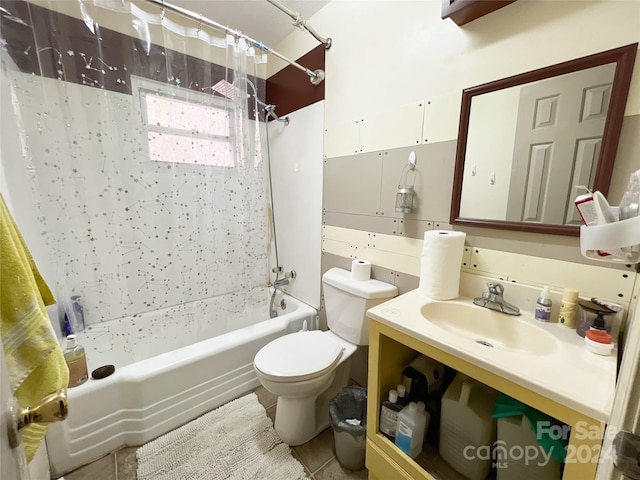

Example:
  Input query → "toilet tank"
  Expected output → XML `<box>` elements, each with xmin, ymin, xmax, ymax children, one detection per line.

<box><xmin>322</xmin><ymin>268</ymin><xmax>398</xmax><ymax>345</ymax></box>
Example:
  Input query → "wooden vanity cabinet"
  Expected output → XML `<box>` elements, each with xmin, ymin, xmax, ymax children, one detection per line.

<box><xmin>366</xmin><ymin>318</ymin><xmax>605</xmax><ymax>480</ymax></box>
<box><xmin>441</xmin><ymin>0</ymin><xmax>517</xmax><ymax>26</ymax></box>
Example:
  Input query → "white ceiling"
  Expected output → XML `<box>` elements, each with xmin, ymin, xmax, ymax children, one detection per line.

<box><xmin>170</xmin><ymin>0</ymin><xmax>329</xmax><ymax>48</ymax></box>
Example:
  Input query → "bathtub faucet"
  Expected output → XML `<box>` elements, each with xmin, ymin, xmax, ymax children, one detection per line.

<box><xmin>270</xmin><ymin>270</ymin><xmax>296</xmax><ymax>318</ymax></box>
<box><xmin>274</xmin><ymin>278</ymin><xmax>289</xmax><ymax>288</ymax></box>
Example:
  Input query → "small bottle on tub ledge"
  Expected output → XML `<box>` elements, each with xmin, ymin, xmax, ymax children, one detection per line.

<box><xmin>64</xmin><ymin>334</ymin><xmax>88</xmax><ymax>387</ymax></box>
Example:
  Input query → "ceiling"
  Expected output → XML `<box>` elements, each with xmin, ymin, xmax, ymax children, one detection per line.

<box><xmin>170</xmin><ymin>0</ymin><xmax>329</xmax><ymax>48</ymax></box>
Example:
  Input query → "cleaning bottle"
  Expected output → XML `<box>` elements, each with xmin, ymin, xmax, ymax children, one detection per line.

<box><xmin>416</xmin><ymin>400</ymin><xmax>431</xmax><ymax>443</ymax></box>
<box><xmin>534</xmin><ymin>286</ymin><xmax>552</xmax><ymax>322</ymax></box>
<box><xmin>396</xmin><ymin>384</ymin><xmax>410</xmax><ymax>407</ymax></box>
<box><xmin>379</xmin><ymin>389</ymin><xmax>402</xmax><ymax>441</ymax></box>
<box><xmin>395</xmin><ymin>402</ymin><xmax>427</xmax><ymax>459</ymax></box>
<box><xmin>64</xmin><ymin>334</ymin><xmax>88</xmax><ymax>387</ymax></box>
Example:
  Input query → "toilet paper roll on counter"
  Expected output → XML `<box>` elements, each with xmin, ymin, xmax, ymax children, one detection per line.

<box><xmin>351</xmin><ymin>259</ymin><xmax>371</xmax><ymax>281</ymax></box>
<box><xmin>418</xmin><ymin>230</ymin><xmax>466</xmax><ymax>300</ymax></box>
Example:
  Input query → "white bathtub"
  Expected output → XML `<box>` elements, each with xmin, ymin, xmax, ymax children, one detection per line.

<box><xmin>46</xmin><ymin>291</ymin><xmax>316</xmax><ymax>477</ymax></box>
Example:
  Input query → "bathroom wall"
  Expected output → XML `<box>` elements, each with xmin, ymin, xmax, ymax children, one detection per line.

<box><xmin>266</xmin><ymin>2</ymin><xmax>640</xmax><ymax>388</ymax></box>
<box><xmin>268</xmin><ymin>101</ymin><xmax>325</xmax><ymax>310</ymax></box>
<box><xmin>272</xmin><ymin>0</ymin><xmax>640</xmax><ymax>293</ymax></box>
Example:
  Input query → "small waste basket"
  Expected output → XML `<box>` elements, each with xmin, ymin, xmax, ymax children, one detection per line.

<box><xmin>329</xmin><ymin>385</ymin><xmax>367</xmax><ymax>471</ymax></box>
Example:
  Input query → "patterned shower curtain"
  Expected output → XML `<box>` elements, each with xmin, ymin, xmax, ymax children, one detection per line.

<box><xmin>0</xmin><ymin>0</ymin><xmax>270</xmax><ymax>339</ymax></box>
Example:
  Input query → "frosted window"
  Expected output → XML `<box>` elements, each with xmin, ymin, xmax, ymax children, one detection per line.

<box><xmin>137</xmin><ymin>80</ymin><xmax>233</xmax><ymax>167</ymax></box>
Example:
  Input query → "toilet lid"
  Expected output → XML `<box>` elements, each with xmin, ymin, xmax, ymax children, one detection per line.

<box><xmin>254</xmin><ymin>330</ymin><xmax>344</xmax><ymax>382</ymax></box>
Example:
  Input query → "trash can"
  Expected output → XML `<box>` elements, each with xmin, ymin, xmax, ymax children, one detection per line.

<box><xmin>328</xmin><ymin>385</ymin><xmax>367</xmax><ymax>471</ymax></box>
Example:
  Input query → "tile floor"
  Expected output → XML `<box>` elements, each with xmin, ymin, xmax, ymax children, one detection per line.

<box><xmin>60</xmin><ymin>385</ymin><xmax>368</xmax><ymax>480</ymax></box>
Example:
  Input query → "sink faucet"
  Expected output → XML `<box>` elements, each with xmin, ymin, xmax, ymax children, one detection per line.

<box><xmin>473</xmin><ymin>282</ymin><xmax>520</xmax><ymax>316</ymax></box>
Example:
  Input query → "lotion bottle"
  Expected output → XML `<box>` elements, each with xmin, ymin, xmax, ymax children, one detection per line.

<box><xmin>534</xmin><ymin>286</ymin><xmax>552</xmax><ymax>322</ymax></box>
<box><xmin>558</xmin><ymin>288</ymin><xmax>579</xmax><ymax>328</ymax></box>
<box><xmin>64</xmin><ymin>334</ymin><xmax>88</xmax><ymax>387</ymax></box>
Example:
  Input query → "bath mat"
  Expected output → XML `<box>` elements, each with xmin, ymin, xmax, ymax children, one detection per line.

<box><xmin>136</xmin><ymin>392</ymin><xmax>309</xmax><ymax>480</ymax></box>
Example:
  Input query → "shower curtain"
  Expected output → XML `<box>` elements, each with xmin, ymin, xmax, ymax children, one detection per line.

<box><xmin>0</xmin><ymin>1</ymin><xmax>270</xmax><ymax>345</ymax></box>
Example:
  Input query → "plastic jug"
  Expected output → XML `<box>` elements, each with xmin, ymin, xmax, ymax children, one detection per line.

<box><xmin>439</xmin><ymin>374</ymin><xmax>498</xmax><ymax>480</ymax></box>
<box><xmin>496</xmin><ymin>415</ymin><xmax>561</xmax><ymax>480</ymax></box>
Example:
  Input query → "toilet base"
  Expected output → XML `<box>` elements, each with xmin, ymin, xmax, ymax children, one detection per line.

<box><xmin>274</xmin><ymin>357</ymin><xmax>352</xmax><ymax>446</ymax></box>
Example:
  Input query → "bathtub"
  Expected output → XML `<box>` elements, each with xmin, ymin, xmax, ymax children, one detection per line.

<box><xmin>46</xmin><ymin>290</ymin><xmax>316</xmax><ymax>477</ymax></box>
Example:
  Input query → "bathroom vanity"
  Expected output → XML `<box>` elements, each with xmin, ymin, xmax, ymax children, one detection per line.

<box><xmin>365</xmin><ymin>289</ymin><xmax>617</xmax><ymax>480</ymax></box>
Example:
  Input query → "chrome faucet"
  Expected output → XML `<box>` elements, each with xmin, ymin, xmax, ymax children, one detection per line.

<box><xmin>473</xmin><ymin>282</ymin><xmax>520</xmax><ymax>316</ymax></box>
<box><xmin>273</xmin><ymin>278</ymin><xmax>290</xmax><ymax>288</ymax></box>
<box><xmin>270</xmin><ymin>269</ymin><xmax>296</xmax><ymax>318</ymax></box>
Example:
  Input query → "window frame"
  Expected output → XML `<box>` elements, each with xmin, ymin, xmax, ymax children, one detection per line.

<box><xmin>131</xmin><ymin>75</ymin><xmax>234</xmax><ymax>167</ymax></box>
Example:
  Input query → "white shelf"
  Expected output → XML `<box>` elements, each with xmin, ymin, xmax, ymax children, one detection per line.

<box><xmin>580</xmin><ymin>215</ymin><xmax>640</xmax><ymax>264</ymax></box>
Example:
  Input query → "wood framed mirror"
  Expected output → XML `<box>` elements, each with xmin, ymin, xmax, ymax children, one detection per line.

<box><xmin>450</xmin><ymin>43</ymin><xmax>637</xmax><ymax>236</ymax></box>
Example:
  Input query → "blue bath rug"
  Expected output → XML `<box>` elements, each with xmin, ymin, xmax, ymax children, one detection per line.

<box><xmin>136</xmin><ymin>392</ymin><xmax>309</xmax><ymax>480</ymax></box>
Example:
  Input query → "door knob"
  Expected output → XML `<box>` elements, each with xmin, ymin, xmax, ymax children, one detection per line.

<box><xmin>7</xmin><ymin>389</ymin><xmax>68</xmax><ymax>448</ymax></box>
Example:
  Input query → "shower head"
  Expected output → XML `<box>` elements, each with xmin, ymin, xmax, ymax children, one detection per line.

<box><xmin>207</xmin><ymin>80</ymin><xmax>250</xmax><ymax>100</ymax></box>
<box><xmin>206</xmin><ymin>80</ymin><xmax>288</xmax><ymax>126</ymax></box>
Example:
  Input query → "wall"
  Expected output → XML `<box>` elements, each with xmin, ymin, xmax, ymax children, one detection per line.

<box><xmin>461</xmin><ymin>86</ymin><xmax>518</xmax><ymax>220</ymax></box>
<box><xmin>268</xmin><ymin>102</ymin><xmax>325</xmax><ymax>310</ymax></box>
<box><xmin>267</xmin><ymin>2</ymin><xmax>640</xmax><ymax>389</ymax></box>
<box><xmin>272</xmin><ymin>0</ymin><xmax>640</xmax><ymax>285</ymax></box>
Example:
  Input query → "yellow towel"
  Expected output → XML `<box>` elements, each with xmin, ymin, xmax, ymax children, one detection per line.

<box><xmin>0</xmin><ymin>193</ymin><xmax>69</xmax><ymax>462</ymax></box>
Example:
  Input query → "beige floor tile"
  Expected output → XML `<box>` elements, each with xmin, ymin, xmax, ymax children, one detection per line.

<box><xmin>293</xmin><ymin>427</ymin><xmax>336</xmax><ymax>474</ymax></box>
<box><xmin>291</xmin><ymin>449</ymin><xmax>315</xmax><ymax>479</ymax></box>
<box><xmin>115</xmin><ymin>447</ymin><xmax>138</xmax><ymax>480</ymax></box>
<box><xmin>314</xmin><ymin>457</ymin><xmax>368</xmax><ymax>480</ymax></box>
<box><xmin>252</xmin><ymin>385</ymin><xmax>278</xmax><ymax>409</ymax></box>
<box><xmin>266</xmin><ymin>404</ymin><xmax>277</xmax><ymax>424</ymax></box>
<box><xmin>63</xmin><ymin>453</ymin><xmax>116</xmax><ymax>480</ymax></box>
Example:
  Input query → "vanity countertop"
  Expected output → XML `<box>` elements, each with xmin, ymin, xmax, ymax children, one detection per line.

<box><xmin>367</xmin><ymin>289</ymin><xmax>617</xmax><ymax>423</ymax></box>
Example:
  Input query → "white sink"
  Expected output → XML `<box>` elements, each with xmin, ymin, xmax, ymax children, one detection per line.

<box><xmin>420</xmin><ymin>301</ymin><xmax>558</xmax><ymax>356</ymax></box>
<box><xmin>366</xmin><ymin>289</ymin><xmax>617</xmax><ymax>422</ymax></box>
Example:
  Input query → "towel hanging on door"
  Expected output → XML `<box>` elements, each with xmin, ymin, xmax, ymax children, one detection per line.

<box><xmin>0</xmin><ymin>193</ymin><xmax>69</xmax><ymax>461</ymax></box>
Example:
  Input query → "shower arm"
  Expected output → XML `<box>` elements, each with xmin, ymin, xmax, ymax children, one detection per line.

<box><xmin>265</xmin><ymin>105</ymin><xmax>289</xmax><ymax>126</ymax></box>
<box><xmin>147</xmin><ymin>0</ymin><xmax>325</xmax><ymax>86</ymax></box>
<box><xmin>265</xmin><ymin>0</ymin><xmax>332</xmax><ymax>50</ymax></box>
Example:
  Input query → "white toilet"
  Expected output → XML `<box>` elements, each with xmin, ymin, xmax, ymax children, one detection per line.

<box><xmin>253</xmin><ymin>267</ymin><xmax>398</xmax><ymax>446</ymax></box>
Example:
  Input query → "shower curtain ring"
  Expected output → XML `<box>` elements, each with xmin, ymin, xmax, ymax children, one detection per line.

<box><xmin>160</xmin><ymin>0</ymin><xmax>166</xmax><ymax>20</ymax></box>
<box><xmin>197</xmin><ymin>13</ymin><xmax>203</xmax><ymax>33</ymax></box>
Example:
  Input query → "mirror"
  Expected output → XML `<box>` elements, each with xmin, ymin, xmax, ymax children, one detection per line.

<box><xmin>450</xmin><ymin>43</ymin><xmax>637</xmax><ymax>236</ymax></box>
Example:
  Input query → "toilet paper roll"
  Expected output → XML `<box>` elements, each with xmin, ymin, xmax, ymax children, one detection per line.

<box><xmin>351</xmin><ymin>259</ymin><xmax>371</xmax><ymax>281</ymax></box>
<box><xmin>418</xmin><ymin>230</ymin><xmax>466</xmax><ymax>300</ymax></box>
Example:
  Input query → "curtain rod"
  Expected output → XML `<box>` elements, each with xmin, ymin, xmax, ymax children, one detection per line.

<box><xmin>265</xmin><ymin>0</ymin><xmax>331</xmax><ymax>50</ymax></box>
<box><xmin>145</xmin><ymin>0</ymin><xmax>325</xmax><ymax>85</ymax></box>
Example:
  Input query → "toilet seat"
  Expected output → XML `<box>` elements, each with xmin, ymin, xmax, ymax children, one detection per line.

<box><xmin>254</xmin><ymin>330</ymin><xmax>344</xmax><ymax>382</ymax></box>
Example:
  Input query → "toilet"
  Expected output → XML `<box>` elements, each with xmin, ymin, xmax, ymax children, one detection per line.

<box><xmin>253</xmin><ymin>267</ymin><xmax>398</xmax><ymax>446</ymax></box>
